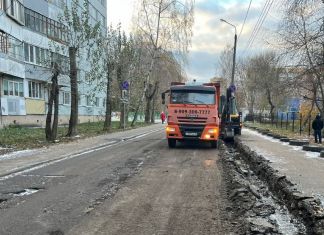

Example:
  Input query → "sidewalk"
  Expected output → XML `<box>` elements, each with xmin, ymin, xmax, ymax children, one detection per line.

<box><xmin>0</xmin><ymin>124</ymin><xmax>163</xmax><ymax>178</ymax></box>
<box><xmin>239</xmin><ymin>128</ymin><xmax>324</xmax><ymax>204</ymax></box>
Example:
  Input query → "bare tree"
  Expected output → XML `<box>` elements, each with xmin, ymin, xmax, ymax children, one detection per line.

<box><xmin>250</xmin><ymin>52</ymin><xmax>283</xmax><ymax>117</ymax></box>
<box><xmin>59</xmin><ymin>0</ymin><xmax>100</xmax><ymax>137</ymax></box>
<box><xmin>45</xmin><ymin>63</ymin><xmax>60</xmax><ymax>141</ymax></box>
<box><xmin>134</xmin><ymin>0</ymin><xmax>194</xmax><ymax>122</ymax></box>
<box><xmin>278</xmin><ymin>0</ymin><xmax>324</xmax><ymax>114</ymax></box>
<box><xmin>88</xmin><ymin>25</ymin><xmax>120</xmax><ymax>131</ymax></box>
<box><xmin>217</xmin><ymin>45</ymin><xmax>233</xmax><ymax>89</ymax></box>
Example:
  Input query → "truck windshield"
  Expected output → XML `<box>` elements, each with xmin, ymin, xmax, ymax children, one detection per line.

<box><xmin>171</xmin><ymin>91</ymin><xmax>215</xmax><ymax>105</ymax></box>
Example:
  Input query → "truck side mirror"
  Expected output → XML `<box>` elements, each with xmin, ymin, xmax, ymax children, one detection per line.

<box><xmin>162</xmin><ymin>93</ymin><xmax>165</xmax><ymax>104</ymax></box>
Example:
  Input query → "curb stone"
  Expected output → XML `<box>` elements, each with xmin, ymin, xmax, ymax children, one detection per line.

<box><xmin>280</xmin><ymin>137</ymin><xmax>290</xmax><ymax>142</ymax></box>
<box><xmin>289</xmin><ymin>139</ymin><xmax>310</xmax><ymax>146</ymax></box>
<box><xmin>320</xmin><ymin>151</ymin><xmax>324</xmax><ymax>158</ymax></box>
<box><xmin>302</xmin><ymin>145</ymin><xmax>324</xmax><ymax>153</ymax></box>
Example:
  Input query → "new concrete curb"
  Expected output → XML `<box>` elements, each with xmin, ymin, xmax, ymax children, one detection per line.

<box><xmin>302</xmin><ymin>145</ymin><xmax>324</xmax><ymax>153</ymax></box>
<box><xmin>245</xmin><ymin>127</ymin><xmax>324</xmax><ymax>155</ymax></box>
<box><xmin>289</xmin><ymin>139</ymin><xmax>310</xmax><ymax>146</ymax></box>
<box><xmin>234</xmin><ymin>137</ymin><xmax>324</xmax><ymax>234</ymax></box>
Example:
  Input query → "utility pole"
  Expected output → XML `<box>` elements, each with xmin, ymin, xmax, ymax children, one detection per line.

<box><xmin>220</xmin><ymin>19</ymin><xmax>237</xmax><ymax>85</ymax></box>
<box><xmin>232</xmin><ymin>33</ymin><xmax>237</xmax><ymax>86</ymax></box>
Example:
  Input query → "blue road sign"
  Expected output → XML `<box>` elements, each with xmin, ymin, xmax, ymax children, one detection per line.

<box><xmin>122</xmin><ymin>81</ymin><xmax>129</xmax><ymax>90</ymax></box>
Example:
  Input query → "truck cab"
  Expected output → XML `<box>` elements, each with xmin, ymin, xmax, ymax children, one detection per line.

<box><xmin>162</xmin><ymin>82</ymin><xmax>221</xmax><ymax>148</ymax></box>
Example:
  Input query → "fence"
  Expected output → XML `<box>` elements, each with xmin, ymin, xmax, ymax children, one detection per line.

<box><xmin>246</xmin><ymin>112</ymin><xmax>319</xmax><ymax>136</ymax></box>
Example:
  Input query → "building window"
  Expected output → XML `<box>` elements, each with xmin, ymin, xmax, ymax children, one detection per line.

<box><xmin>86</xmin><ymin>96</ymin><xmax>91</xmax><ymax>106</ymax></box>
<box><xmin>40</xmin><ymin>47</ymin><xmax>47</xmax><ymax>65</ymax></box>
<box><xmin>35</xmin><ymin>47</ymin><xmax>40</xmax><ymax>64</ymax></box>
<box><xmin>24</xmin><ymin>43</ymin><xmax>49</xmax><ymax>66</ymax></box>
<box><xmin>3</xmin><ymin>33</ymin><xmax>23</xmax><ymax>60</ymax></box>
<box><xmin>103</xmin><ymin>98</ymin><xmax>106</xmax><ymax>107</ymax></box>
<box><xmin>24</xmin><ymin>42</ymin><xmax>29</xmax><ymax>61</ymax></box>
<box><xmin>78</xmin><ymin>93</ymin><xmax>82</xmax><ymax>105</ymax></box>
<box><xmin>28</xmin><ymin>81</ymin><xmax>43</xmax><ymax>99</ymax></box>
<box><xmin>63</xmin><ymin>92</ymin><xmax>70</xmax><ymax>105</ymax></box>
<box><xmin>0</xmin><ymin>30</ymin><xmax>8</xmax><ymax>54</ymax></box>
<box><xmin>95</xmin><ymin>97</ymin><xmax>99</xmax><ymax>107</ymax></box>
<box><xmin>9</xmin><ymin>36</ymin><xmax>23</xmax><ymax>60</ymax></box>
<box><xmin>50</xmin><ymin>51</ymin><xmax>68</xmax><ymax>72</ymax></box>
<box><xmin>0</xmin><ymin>31</ymin><xmax>23</xmax><ymax>60</ymax></box>
<box><xmin>24</xmin><ymin>7</ymin><xmax>66</xmax><ymax>42</ymax></box>
<box><xmin>3</xmin><ymin>79</ymin><xmax>24</xmax><ymax>97</ymax></box>
<box><xmin>48</xmin><ymin>0</ymin><xmax>66</xmax><ymax>9</ymax></box>
<box><xmin>0</xmin><ymin>0</ymin><xmax>4</xmax><ymax>10</ymax></box>
<box><xmin>5</xmin><ymin>0</ymin><xmax>24</xmax><ymax>25</ymax></box>
<box><xmin>29</xmin><ymin>44</ymin><xmax>34</xmax><ymax>62</ymax></box>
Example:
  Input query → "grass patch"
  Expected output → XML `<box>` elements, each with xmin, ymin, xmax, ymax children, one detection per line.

<box><xmin>0</xmin><ymin>121</ymin><xmax>152</xmax><ymax>150</ymax></box>
<box><xmin>245</xmin><ymin>121</ymin><xmax>313</xmax><ymax>140</ymax></box>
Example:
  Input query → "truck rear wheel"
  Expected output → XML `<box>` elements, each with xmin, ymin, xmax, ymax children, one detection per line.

<box><xmin>234</xmin><ymin>128</ymin><xmax>241</xmax><ymax>135</ymax></box>
<box><xmin>211</xmin><ymin>140</ymin><xmax>218</xmax><ymax>148</ymax></box>
<box><xmin>168</xmin><ymin>139</ymin><xmax>176</xmax><ymax>148</ymax></box>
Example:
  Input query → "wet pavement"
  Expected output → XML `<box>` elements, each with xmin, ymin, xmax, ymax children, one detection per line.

<box><xmin>0</xmin><ymin>124</ymin><xmax>322</xmax><ymax>234</ymax></box>
<box><xmin>0</xmin><ymin>125</ymin><xmax>237</xmax><ymax>235</ymax></box>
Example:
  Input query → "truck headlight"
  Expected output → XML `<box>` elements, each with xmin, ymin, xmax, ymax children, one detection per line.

<box><xmin>208</xmin><ymin>128</ymin><xmax>218</xmax><ymax>134</ymax></box>
<box><xmin>166</xmin><ymin>127</ymin><xmax>176</xmax><ymax>132</ymax></box>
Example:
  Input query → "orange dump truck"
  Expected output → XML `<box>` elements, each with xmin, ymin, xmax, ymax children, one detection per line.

<box><xmin>162</xmin><ymin>82</ymin><xmax>221</xmax><ymax>148</ymax></box>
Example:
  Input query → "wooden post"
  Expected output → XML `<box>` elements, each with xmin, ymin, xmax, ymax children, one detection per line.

<box><xmin>299</xmin><ymin>113</ymin><xmax>302</xmax><ymax>135</ymax></box>
<box><xmin>308</xmin><ymin>115</ymin><xmax>311</xmax><ymax>136</ymax></box>
<box><xmin>292</xmin><ymin>112</ymin><xmax>295</xmax><ymax>132</ymax></box>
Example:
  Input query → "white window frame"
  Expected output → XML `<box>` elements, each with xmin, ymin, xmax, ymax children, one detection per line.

<box><xmin>6</xmin><ymin>0</ymin><xmax>24</xmax><ymax>25</ymax></box>
<box><xmin>24</xmin><ymin>43</ymin><xmax>48</xmax><ymax>67</ymax></box>
<box><xmin>95</xmin><ymin>97</ymin><xmax>100</xmax><ymax>107</ymax></box>
<box><xmin>3</xmin><ymin>79</ymin><xmax>24</xmax><ymax>97</ymax></box>
<box><xmin>86</xmin><ymin>95</ymin><xmax>92</xmax><ymax>106</ymax></box>
<box><xmin>28</xmin><ymin>81</ymin><xmax>43</xmax><ymax>99</ymax></box>
<box><xmin>62</xmin><ymin>91</ymin><xmax>71</xmax><ymax>105</ymax></box>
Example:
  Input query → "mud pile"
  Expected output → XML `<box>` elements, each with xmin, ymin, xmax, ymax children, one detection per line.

<box><xmin>220</xmin><ymin>143</ymin><xmax>306</xmax><ymax>234</ymax></box>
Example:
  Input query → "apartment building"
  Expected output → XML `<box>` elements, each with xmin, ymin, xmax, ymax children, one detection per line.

<box><xmin>0</xmin><ymin>0</ymin><xmax>107</xmax><ymax>127</ymax></box>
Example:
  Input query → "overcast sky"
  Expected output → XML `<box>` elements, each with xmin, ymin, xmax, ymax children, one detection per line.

<box><xmin>107</xmin><ymin>0</ymin><xmax>281</xmax><ymax>82</ymax></box>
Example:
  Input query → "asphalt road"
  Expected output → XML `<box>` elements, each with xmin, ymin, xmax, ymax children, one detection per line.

<box><xmin>0</xmin><ymin>126</ymin><xmax>233</xmax><ymax>235</ymax></box>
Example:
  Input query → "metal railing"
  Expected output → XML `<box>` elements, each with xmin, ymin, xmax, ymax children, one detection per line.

<box><xmin>245</xmin><ymin>112</ymin><xmax>319</xmax><ymax>136</ymax></box>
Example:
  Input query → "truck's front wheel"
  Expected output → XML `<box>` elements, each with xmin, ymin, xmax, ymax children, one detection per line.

<box><xmin>234</xmin><ymin>128</ymin><xmax>241</xmax><ymax>135</ymax></box>
<box><xmin>211</xmin><ymin>140</ymin><xmax>218</xmax><ymax>148</ymax></box>
<box><xmin>168</xmin><ymin>139</ymin><xmax>176</xmax><ymax>148</ymax></box>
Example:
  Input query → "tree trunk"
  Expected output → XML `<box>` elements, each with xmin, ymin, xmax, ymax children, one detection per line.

<box><xmin>45</xmin><ymin>88</ymin><xmax>54</xmax><ymax>140</ymax></box>
<box><xmin>145</xmin><ymin>82</ymin><xmax>158</xmax><ymax>123</ymax></box>
<box><xmin>103</xmin><ymin>64</ymin><xmax>113</xmax><ymax>131</ymax></box>
<box><xmin>132</xmin><ymin>49</ymin><xmax>157</xmax><ymax>126</ymax></box>
<box><xmin>45</xmin><ymin>63</ymin><xmax>59</xmax><ymax>141</ymax></box>
<box><xmin>145</xmin><ymin>96</ymin><xmax>151</xmax><ymax>123</ymax></box>
<box><xmin>151</xmin><ymin>92</ymin><xmax>157</xmax><ymax>123</ymax></box>
<box><xmin>131</xmin><ymin>96</ymin><xmax>142</xmax><ymax>127</ymax></box>
<box><xmin>116</xmin><ymin>65</ymin><xmax>126</xmax><ymax>129</ymax></box>
<box><xmin>52</xmin><ymin>79</ymin><xmax>59</xmax><ymax>140</ymax></box>
<box><xmin>266</xmin><ymin>89</ymin><xmax>275</xmax><ymax>118</ymax></box>
<box><xmin>67</xmin><ymin>47</ymin><xmax>78</xmax><ymax>137</ymax></box>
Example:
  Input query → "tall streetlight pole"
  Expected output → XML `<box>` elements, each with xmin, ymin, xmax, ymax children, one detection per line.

<box><xmin>220</xmin><ymin>19</ymin><xmax>237</xmax><ymax>86</ymax></box>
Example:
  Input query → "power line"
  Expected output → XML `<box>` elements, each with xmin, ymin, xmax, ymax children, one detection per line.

<box><xmin>243</xmin><ymin>0</ymin><xmax>274</xmax><ymax>55</ymax></box>
<box><xmin>244</xmin><ymin>0</ymin><xmax>270</xmax><ymax>53</ymax></box>
<box><xmin>245</xmin><ymin>0</ymin><xmax>274</xmax><ymax>55</ymax></box>
<box><xmin>238</xmin><ymin>0</ymin><xmax>253</xmax><ymax>39</ymax></box>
